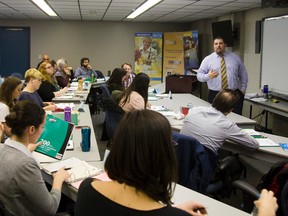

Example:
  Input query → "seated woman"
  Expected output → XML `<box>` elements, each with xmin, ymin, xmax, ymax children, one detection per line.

<box><xmin>118</xmin><ymin>72</ymin><xmax>150</xmax><ymax>112</ymax></box>
<box><xmin>19</xmin><ymin>68</ymin><xmax>57</xmax><ymax>111</ymax></box>
<box><xmin>55</xmin><ymin>58</ymin><xmax>71</xmax><ymax>88</ymax></box>
<box><xmin>37</xmin><ymin>61</ymin><xmax>68</xmax><ymax>102</ymax></box>
<box><xmin>106</xmin><ymin>68</ymin><xmax>127</xmax><ymax>102</ymax></box>
<box><xmin>0</xmin><ymin>100</ymin><xmax>70</xmax><ymax>215</ymax></box>
<box><xmin>75</xmin><ymin>110</ymin><xmax>206</xmax><ymax>216</ymax></box>
<box><xmin>0</xmin><ymin>76</ymin><xmax>23</xmax><ymax>141</ymax></box>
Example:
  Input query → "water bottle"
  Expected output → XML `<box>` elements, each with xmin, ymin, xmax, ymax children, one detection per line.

<box><xmin>64</xmin><ymin>106</ymin><xmax>71</xmax><ymax>122</ymax></box>
<box><xmin>91</xmin><ymin>73</ymin><xmax>95</xmax><ymax>83</ymax></box>
<box><xmin>81</xmin><ymin>127</ymin><xmax>91</xmax><ymax>152</ymax></box>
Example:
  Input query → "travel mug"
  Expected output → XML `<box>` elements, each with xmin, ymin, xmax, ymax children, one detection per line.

<box><xmin>81</xmin><ymin>127</ymin><xmax>91</xmax><ymax>152</ymax></box>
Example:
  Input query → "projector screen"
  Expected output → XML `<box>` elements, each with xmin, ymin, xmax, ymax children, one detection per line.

<box><xmin>261</xmin><ymin>15</ymin><xmax>288</xmax><ymax>98</ymax></box>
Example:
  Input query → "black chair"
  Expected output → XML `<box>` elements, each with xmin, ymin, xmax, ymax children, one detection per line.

<box><xmin>100</xmin><ymin>83</ymin><xmax>111</xmax><ymax>99</ymax></box>
<box><xmin>95</xmin><ymin>70</ymin><xmax>105</xmax><ymax>79</ymax></box>
<box><xmin>172</xmin><ymin>132</ymin><xmax>246</xmax><ymax>196</ymax></box>
<box><xmin>10</xmin><ymin>72</ymin><xmax>24</xmax><ymax>80</ymax></box>
<box><xmin>232</xmin><ymin>161</ymin><xmax>288</xmax><ymax>215</ymax></box>
<box><xmin>102</xmin><ymin>97</ymin><xmax>125</xmax><ymax>161</ymax></box>
<box><xmin>172</xmin><ymin>132</ymin><xmax>217</xmax><ymax>194</ymax></box>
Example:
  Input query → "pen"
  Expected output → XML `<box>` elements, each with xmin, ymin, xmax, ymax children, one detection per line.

<box><xmin>51</xmin><ymin>167</ymin><xmax>71</xmax><ymax>174</ymax></box>
<box><xmin>193</xmin><ymin>207</ymin><xmax>207</xmax><ymax>214</ymax></box>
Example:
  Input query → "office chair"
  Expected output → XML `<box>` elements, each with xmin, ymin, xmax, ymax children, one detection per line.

<box><xmin>172</xmin><ymin>132</ymin><xmax>245</xmax><ymax>196</ymax></box>
<box><xmin>172</xmin><ymin>132</ymin><xmax>217</xmax><ymax>193</ymax></box>
<box><xmin>102</xmin><ymin>97</ymin><xmax>125</xmax><ymax>162</ymax></box>
<box><xmin>95</xmin><ymin>70</ymin><xmax>105</xmax><ymax>79</ymax></box>
<box><xmin>10</xmin><ymin>72</ymin><xmax>24</xmax><ymax>80</ymax></box>
<box><xmin>232</xmin><ymin>161</ymin><xmax>288</xmax><ymax>215</ymax></box>
<box><xmin>100</xmin><ymin>84</ymin><xmax>111</xmax><ymax>99</ymax></box>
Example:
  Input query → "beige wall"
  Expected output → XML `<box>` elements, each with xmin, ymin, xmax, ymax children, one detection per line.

<box><xmin>0</xmin><ymin>20</ymin><xmax>189</xmax><ymax>74</ymax></box>
<box><xmin>1</xmin><ymin>7</ymin><xmax>287</xmax><ymax>135</ymax></box>
<box><xmin>190</xmin><ymin>7</ymin><xmax>288</xmax><ymax>136</ymax></box>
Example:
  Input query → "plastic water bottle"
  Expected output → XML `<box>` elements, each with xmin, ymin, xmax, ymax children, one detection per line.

<box><xmin>64</xmin><ymin>107</ymin><xmax>71</xmax><ymax>122</ymax></box>
<box><xmin>169</xmin><ymin>90</ymin><xmax>172</xmax><ymax>99</ymax></box>
<box><xmin>91</xmin><ymin>73</ymin><xmax>95</xmax><ymax>83</ymax></box>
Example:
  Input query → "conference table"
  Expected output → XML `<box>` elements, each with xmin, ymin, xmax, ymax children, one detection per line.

<box><xmin>41</xmin><ymin>161</ymin><xmax>249</xmax><ymax>216</ymax></box>
<box><xmin>222</xmin><ymin>132</ymin><xmax>288</xmax><ymax>163</ymax></box>
<box><xmin>33</xmin><ymin>104</ymin><xmax>101</xmax><ymax>163</ymax></box>
<box><xmin>149</xmin><ymin>83</ymin><xmax>288</xmax><ymax>163</ymax></box>
<box><xmin>52</xmin><ymin>82</ymin><xmax>92</xmax><ymax>103</ymax></box>
<box><xmin>149</xmin><ymin>83</ymin><xmax>257</xmax><ymax>130</ymax></box>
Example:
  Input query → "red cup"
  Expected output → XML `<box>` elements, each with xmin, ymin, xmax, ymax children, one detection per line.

<box><xmin>181</xmin><ymin>107</ymin><xmax>189</xmax><ymax>116</ymax></box>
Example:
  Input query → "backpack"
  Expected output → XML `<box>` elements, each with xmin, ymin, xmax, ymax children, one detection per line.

<box><xmin>257</xmin><ymin>161</ymin><xmax>288</xmax><ymax>216</ymax></box>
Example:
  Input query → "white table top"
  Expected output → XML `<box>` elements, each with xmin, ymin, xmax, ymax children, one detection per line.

<box><xmin>150</xmin><ymin>91</ymin><xmax>256</xmax><ymax>130</ymax></box>
<box><xmin>150</xmin><ymin>83</ymin><xmax>288</xmax><ymax>162</ymax></box>
<box><xmin>52</xmin><ymin>83</ymin><xmax>91</xmax><ymax>103</ymax></box>
<box><xmin>41</xmin><ymin>160</ymin><xmax>249</xmax><ymax>215</ymax></box>
<box><xmin>223</xmin><ymin>132</ymin><xmax>288</xmax><ymax>162</ymax></box>
<box><xmin>33</xmin><ymin>104</ymin><xmax>101</xmax><ymax>163</ymax></box>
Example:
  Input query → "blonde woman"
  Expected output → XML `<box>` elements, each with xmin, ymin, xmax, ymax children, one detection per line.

<box><xmin>37</xmin><ymin>62</ymin><xmax>68</xmax><ymax>102</ymax></box>
<box><xmin>18</xmin><ymin>68</ymin><xmax>57</xmax><ymax>111</ymax></box>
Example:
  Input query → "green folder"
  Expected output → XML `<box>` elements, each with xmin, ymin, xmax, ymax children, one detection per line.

<box><xmin>35</xmin><ymin>114</ymin><xmax>74</xmax><ymax>160</ymax></box>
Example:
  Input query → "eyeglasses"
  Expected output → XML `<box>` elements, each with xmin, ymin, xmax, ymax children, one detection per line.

<box><xmin>45</xmin><ymin>66</ymin><xmax>53</xmax><ymax>69</ymax></box>
<box><xmin>43</xmin><ymin>58</ymin><xmax>50</xmax><ymax>61</ymax></box>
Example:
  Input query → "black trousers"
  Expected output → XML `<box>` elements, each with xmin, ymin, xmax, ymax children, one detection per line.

<box><xmin>208</xmin><ymin>89</ymin><xmax>244</xmax><ymax>115</ymax></box>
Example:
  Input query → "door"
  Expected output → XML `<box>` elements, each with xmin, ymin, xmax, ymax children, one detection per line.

<box><xmin>0</xmin><ymin>27</ymin><xmax>30</xmax><ymax>78</ymax></box>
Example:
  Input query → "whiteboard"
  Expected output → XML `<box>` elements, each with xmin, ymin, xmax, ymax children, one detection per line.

<box><xmin>261</xmin><ymin>16</ymin><xmax>288</xmax><ymax>97</ymax></box>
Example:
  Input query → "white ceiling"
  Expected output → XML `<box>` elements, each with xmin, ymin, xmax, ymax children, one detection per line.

<box><xmin>0</xmin><ymin>0</ymin><xmax>261</xmax><ymax>22</ymax></box>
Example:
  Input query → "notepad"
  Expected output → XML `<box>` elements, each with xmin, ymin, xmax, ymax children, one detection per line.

<box><xmin>70</xmin><ymin>171</ymin><xmax>112</xmax><ymax>189</ymax></box>
<box><xmin>42</xmin><ymin>157</ymin><xmax>103</xmax><ymax>183</ymax></box>
<box><xmin>150</xmin><ymin>105</ymin><xmax>169</xmax><ymax>111</ymax></box>
<box><xmin>35</xmin><ymin>114</ymin><xmax>74</xmax><ymax>160</ymax></box>
<box><xmin>241</xmin><ymin>129</ymin><xmax>279</xmax><ymax>147</ymax></box>
<box><xmin>256</xmin><ymin>138</ymin><xmax>279</xmax><ymax>147</ymax></box>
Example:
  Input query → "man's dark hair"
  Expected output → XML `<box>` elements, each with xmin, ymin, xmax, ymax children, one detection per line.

<box><xmin>80</xmin><ymin>57</ymin><xmax>89</xmax><ymax>66</ymax></box>
<box><xmin>212</xmin><ymin>89</ymin><xmax>239</xmax><ymax>113</ymax></box>
<box><xmin>213</xmin><ymin>36</ymin><xmax>225</xmax><ymax>43</ymax></box>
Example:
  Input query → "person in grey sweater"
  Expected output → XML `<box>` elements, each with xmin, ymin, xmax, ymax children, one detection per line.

<box><xmin>0</xmin><ymin>100</ymin><xmax>70</xmax><ymax>216</ymax></box>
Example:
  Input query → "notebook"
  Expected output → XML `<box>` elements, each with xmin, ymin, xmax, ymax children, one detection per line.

<box><xmin>42</xmin><ymin>157</ymin><xmax>103</xmax><ymax>183</ymax></box>
<box><xmin>35</xmin><ymin>114</ymin><xmax>74</xmax><ymax>160</ymax></box>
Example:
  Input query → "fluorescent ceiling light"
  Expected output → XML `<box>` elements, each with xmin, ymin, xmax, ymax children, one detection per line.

<box><xmin>31</xmin><ymin>0</ymin><xmax>57</xmax><ymax>17</ymax></box>
<box><xmin>127</xmin><ymin>0</ymin><xmax>162</xmax><ymax>19</ymax></box>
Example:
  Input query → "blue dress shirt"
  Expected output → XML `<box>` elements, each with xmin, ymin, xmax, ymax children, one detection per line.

<box><xmin>197</xmin><ymin>51</ymin><xmax>248</xmax><ymax>92</ymax></box>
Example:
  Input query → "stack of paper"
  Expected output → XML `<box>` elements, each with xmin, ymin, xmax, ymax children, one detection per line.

<box><xmin>242</xmin><ymin>129</ymin><xmax>279</xmax><ymax>147</ymax></box>
<box><xmin>42</xmin><ymin>157</ymin><xmax>103</xmax><ymax>183</ymax></box>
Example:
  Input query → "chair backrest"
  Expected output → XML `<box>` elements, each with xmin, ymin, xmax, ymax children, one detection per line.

<box><xmin>101</xmin><ymin>84</ymin><xmax>111</xmax><ymax>99</ymax></box>
<box><xmin>10</xmin><ymin>72</ymin><xmax>24</xmax><ymax>80</ymax></box>
<box><xmin>102</xmin><ymin>98</ymin><xmax>125</xmax><ymax>139</ymax></box>
<box><xmin>281</xmin><ymin>180</ymin><xmax>288</xmax><ymax>216</ymax></box>
<box><xmin>172</xmin><ymin>132</ymin><xmax>217</xmax><ymax>194</ymax></box>
<box><xmin>95</xmin><ymin>70</ymin><xmax>105</xmax><ymax>79</ymax></box>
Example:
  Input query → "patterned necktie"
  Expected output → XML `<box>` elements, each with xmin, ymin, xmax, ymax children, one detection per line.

<box><xmin>220</xmin><ymin>56</ymin><xmax>228</xmax><ymax>90</ymax></box>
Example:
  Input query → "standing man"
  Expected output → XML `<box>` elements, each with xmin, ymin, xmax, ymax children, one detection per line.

<box><xmin>75</xmin><ymin>57</ymin><xmax>97</xmax><ymax>79</ymax></box>
<box><xmin>197</xmin><ymin>37</ymin><xmax>248</xmax><ymax>115</ymax></box>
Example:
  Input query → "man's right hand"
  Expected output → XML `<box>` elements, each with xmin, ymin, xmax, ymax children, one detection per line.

<box><xmin>208</xmin><ymin>70</ymin><xmax>219</xmax><ymax>79</ymax></box>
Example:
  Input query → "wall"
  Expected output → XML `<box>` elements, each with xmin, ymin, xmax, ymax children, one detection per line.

<box><xmin>190</xmin><ymin>7</ymin><xmax>288</xmax><ymax>136</ymax></box>
<box><xmin>0</xmin><ymin>20</ymin><xmax>189</xmax><ymax>74</ymax></box>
